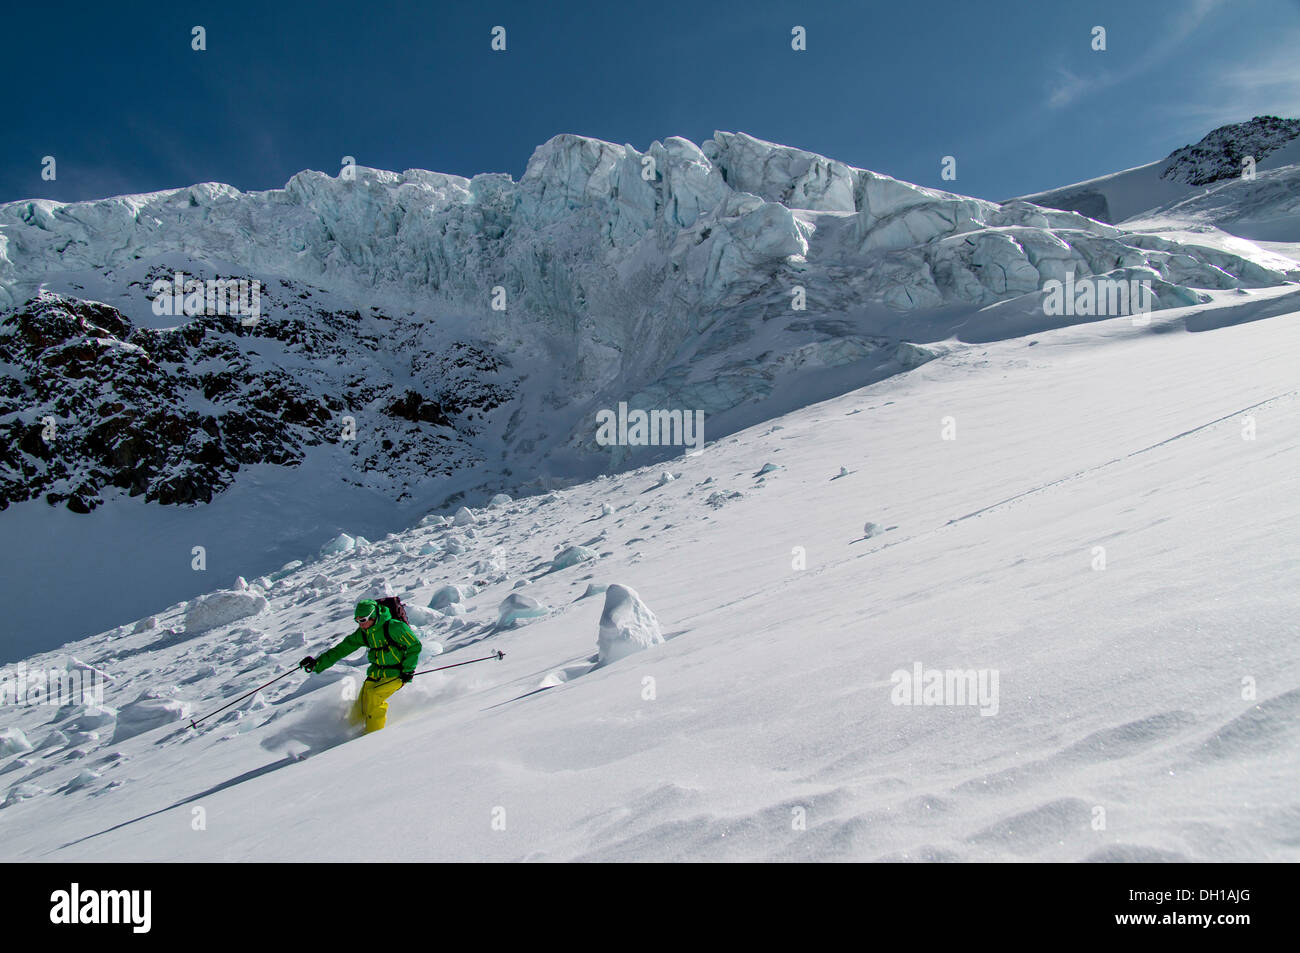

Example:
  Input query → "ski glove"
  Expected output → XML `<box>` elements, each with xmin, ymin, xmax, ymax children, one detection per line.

<box><xmin>300</xmin><ymin>656</ymin><xmax>316</xmax><ymax>672</ymax></box>
<box><xmin>400</xmin><ymin>671</ymin><xmax>414</xmax><ymax>684</ymax></box>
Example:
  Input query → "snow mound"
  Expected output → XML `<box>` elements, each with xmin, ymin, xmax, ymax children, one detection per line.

<box><xmin>3</xmin><ymin>782</ymin><xmax>46</xmax><ymax>807</ymax></box>
<box><xmin>64</xmin><ymin>769</ymin><xmax>101</xmax><ymax>792</ymax></box>
<box><xmin>453</xmin><ymin>506</ymin><xmax>477</xmax><ymax>526</ymax></box>
<box><xmin>269</xmin><ymin>560</ymin><xmax>303</xmax><ymax>581</ymax></box>
<box><xmin>489</xmin><ymin>493</ymin><xmax>512</xmax><ymax>507</ymax></box>
<box><xmin>472</xmin><ymin>550</ymin><xmax>507</xmax><ymax>575</ymax></box>
<box><xmin>112</xmin><ymin>693</ymin><xmax>192</xmax><ymax>743</ymax></box>
<box><xmin>321</xmin><ymin>532</ymin><xmax>356</xmax><ymax>555</ymax></box>
<box><xmin>184</xmin><ymin>590</ymin><xmax>269</xmax><ymax>635</ymax></box>
<box><xmin>552</xmin><ymin>545</ymin><xmax>599</xmax><ymax>571</ymax></box>
<box><xmin>0</xmin><ymin>727</ymin><xmax>33</xmax><ymax>756</ymax></box>
<box><xmin>68</xmin><ymin>656</ymin><xmax>113</xmax><ymax>684</ymax></box>
<box><xmin>36</xmin><ymin>730</ymin><xmax>69</xmax><ymax>750</ymax></box>
<box><xmin>68</xmin><ymin>705</ymin><xmax>117</xmax><ymax>731</ymax></box>
<box><xmin>429</xmin><ymin>584</ymin><xmax>476</xmax><ymax>609</ymax></box>
<box><xmin>497</xmin><ymin>593</ymin><xmax>549</xmax><ymax>628</ymax></box>
<box><xmin>596</xmin><ymin>584</ymin><xmax>664</xmax><ymax>665</ymax></box>
<box><xmin>404</xmin><ymin>604</ymin><xmax>442</xmax><ymax>626</ymax></box>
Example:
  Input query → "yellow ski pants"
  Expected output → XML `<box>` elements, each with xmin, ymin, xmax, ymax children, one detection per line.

<box><xmin>350</xmin><ymin>676</ymin><xmax>404</xmax><ymax>733</ymax></box>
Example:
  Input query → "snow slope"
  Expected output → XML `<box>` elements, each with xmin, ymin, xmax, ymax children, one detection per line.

<box><xmin>1122</xmin><ymin>150</ymin><xmax>1300</xmax><ymax>242</ymax></box>
<box><xmin>1</xmin><ymin>284</ymin><xmax>1296</xmax><ymax>861</ymax></box>
<box><xmin>1016</xmin><ymin>159</ymin><xmax>1198</xmax><ymax>227</ymax></box>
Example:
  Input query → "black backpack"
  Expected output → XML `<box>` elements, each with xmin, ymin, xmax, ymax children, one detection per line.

<box><xmin>377</xmin><ymin>596</ymin><xmax>409</xmax><ymax>624</ymax></box>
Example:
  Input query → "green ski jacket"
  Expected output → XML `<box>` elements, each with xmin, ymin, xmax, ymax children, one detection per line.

<box><xmin>313</xmin><ymin>603</ymin><xmax>422</xmax><ymax>680</ymax></box>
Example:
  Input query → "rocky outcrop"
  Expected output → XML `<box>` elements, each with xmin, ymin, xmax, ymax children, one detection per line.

<box><xmin>1161</xmin><ymin>116</ymin><xmax>1300</xmax><ymax>186</ymax></box>
<box><xmin>0</xmin><ymin>288</ymin><xmax>514</xmax><ymax>512</ymax></box>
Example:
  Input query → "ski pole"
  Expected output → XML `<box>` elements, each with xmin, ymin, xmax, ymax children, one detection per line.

<box><xmin>187</xmin><ymin>667</ymin><xmax>301</xmax><ymax>729</ymax></box>
<box><xmin>355</xmin><ymin>651</ymin><xmax>510</xmax><ymax>690</ymax></box>
<box><xmin>413</xmin><ymin>649</ymin><xmax>505</xmax><ymax>677</ymax></box>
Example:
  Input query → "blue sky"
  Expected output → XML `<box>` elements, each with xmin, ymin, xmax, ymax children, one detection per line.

<box><xmin>5</xmin><ymin>0</ymin><xmax>1299</xmax><ymax>205</ymax></box>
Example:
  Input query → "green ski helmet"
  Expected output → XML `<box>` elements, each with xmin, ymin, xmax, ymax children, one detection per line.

<box><xmin>354</xmin><ymin>599</ymin><xmax>379</xmax><ymax>622</ymax></box>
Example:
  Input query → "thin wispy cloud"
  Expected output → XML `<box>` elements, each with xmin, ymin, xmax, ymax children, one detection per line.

<box><xmin>1047</xmin><ymin>68</ymin><xmax>1096</xmax><ymax>109</ymax></box>
<box><xmin>1045</xmin><ymin>0</ymin><xmax>1224</xmax><ymax>109</ymax></box>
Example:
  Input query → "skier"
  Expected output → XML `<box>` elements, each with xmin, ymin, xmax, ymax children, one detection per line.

<box><xmin>299</xmin><ymin>599</ymin><xmax>422</xmax><ymax>733</ymax></box>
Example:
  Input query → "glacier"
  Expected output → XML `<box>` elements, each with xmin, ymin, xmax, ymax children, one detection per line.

<box><xmin>5</xmin><ymin>131</ymin><xmax>1297</xmax><ymax>416</ymax></box>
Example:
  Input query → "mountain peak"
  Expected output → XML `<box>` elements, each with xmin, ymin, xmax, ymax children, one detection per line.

<box><xmin>1160</xmin><ymin>115</ymin><xmax>1300</xmax><ymax>186</ymax></box>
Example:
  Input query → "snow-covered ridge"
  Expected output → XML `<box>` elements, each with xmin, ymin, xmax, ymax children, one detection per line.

<box><xmin>1014</xmin><ymin>116</ymin><xmax>1300</xmax><ymax>231</ymax></box>
<box><xmin>5</xmin><ymin>130</ymin><xmax>1294</xmax><ymax>318</ymax></box>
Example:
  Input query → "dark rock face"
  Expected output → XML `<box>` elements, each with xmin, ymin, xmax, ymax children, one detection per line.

<box><xmin>1161</xmin><ymin>116</ymin><xmax>1300</xmax><ymax>187</ymax></box>
<box><xmin>0</xmin><ymin>288</ymin><xmax>515</xmax><ymax>513</ymax></box>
